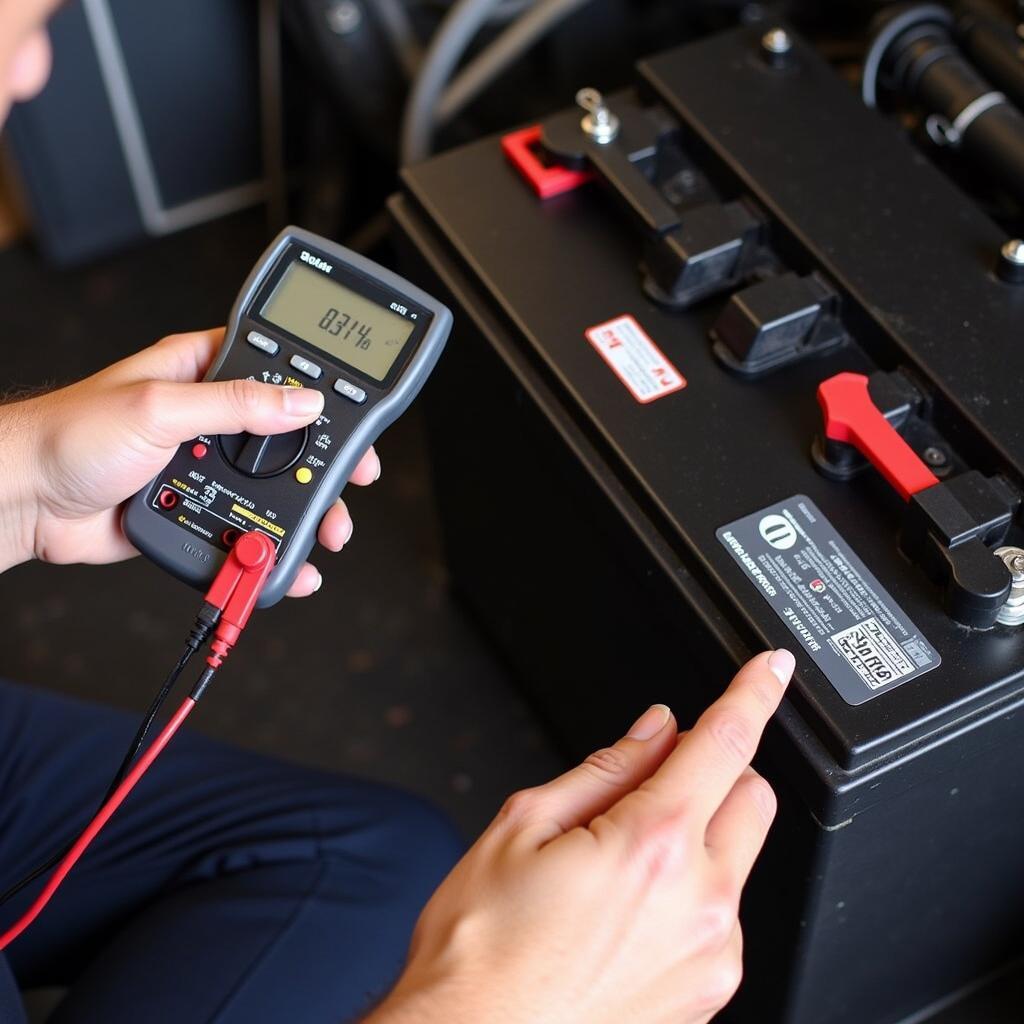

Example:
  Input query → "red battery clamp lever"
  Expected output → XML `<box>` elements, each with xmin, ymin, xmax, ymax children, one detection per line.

<box><xmin>501</xmin><ymin>125</ymin><xmax>593</xmax><ymax>199</ymax></box>
<box><xmin>815</xmin><ymin>371</ymin><xmax>1020</xmax><ymax>628</ymax></box>
<box><xmin>817</xmin><ymin>372</ymin><xmax>940</xmax><ymax>502</ymax></box>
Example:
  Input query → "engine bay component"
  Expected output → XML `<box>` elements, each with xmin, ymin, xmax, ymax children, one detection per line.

<box><xmin>864</xmin><ymin>2</ymin><xmax>1024</xmax><ymax>205</ymax></box>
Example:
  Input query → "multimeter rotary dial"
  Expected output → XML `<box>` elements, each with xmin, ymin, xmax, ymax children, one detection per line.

<box><xmin>218</xmin><ymin>428</ymin><xmax>309</xmax><ymax>478</ymax></box>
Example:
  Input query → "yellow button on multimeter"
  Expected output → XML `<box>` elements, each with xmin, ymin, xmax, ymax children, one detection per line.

<box><xmin>295</xmin><ymin>467</ymin><xmax>313</xmax><ymax>485</ymax></box>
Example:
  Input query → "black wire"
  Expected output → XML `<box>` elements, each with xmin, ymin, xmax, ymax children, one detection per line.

<box><xmin>105</xmin><ymin>646</ymin><xmax>195</xmax><ymax>798</ymax></box>
<box><xmin>0</xmin><ymin>644</ymin><xmax>197</xmax><ymax>907</ymax></box>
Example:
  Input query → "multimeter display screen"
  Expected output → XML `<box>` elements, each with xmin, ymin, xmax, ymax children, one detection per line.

<box><xmin>261</xmin><ymin>261</ymin><xmax>416</xmax><ymax>381</ymax></box>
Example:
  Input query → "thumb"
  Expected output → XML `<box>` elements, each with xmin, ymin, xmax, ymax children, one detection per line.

<box><xmin>126</xmin><ymin>378</ymin><xmax>325</xmax><ymax>446</ymax></box>
<box><xmin>497</xmin><ymin>704</ymin><xmax>678</xmax><ymax>846</ymax></box>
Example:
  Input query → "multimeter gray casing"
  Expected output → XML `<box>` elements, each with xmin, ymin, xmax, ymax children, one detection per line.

<box><xmin>122</xmin><ymin>226</ymin><xmax>452</xmax><ymax>607</ymax></box>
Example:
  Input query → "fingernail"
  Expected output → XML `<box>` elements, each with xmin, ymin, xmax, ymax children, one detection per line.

<box><xmin>768</xmin><ymin>649</ymin><xmax>795</xmax><ymax>686</ymax></box>
<box><xmin>342</xmin><ymin>519</ymin><xmax>354</xmax><ymax>546</ymax></box>
<box><xmin>627</xmin><ymin>704</ymin><xmax>671</xmax><ymax>741</ymax></box>
<box><xmin>373</xmin><ymin>456</ymin><xmax>382</xmax><ymax>482</ymax></box>
<box><xmin>283</xmin><ymin>386</ymin><xmax>324</xmax><ymax>416</ymax></box>
<box><xmin>312</xmin><ymin>570</ymin><xmax>323</xmax><ymax>593</ymax></box>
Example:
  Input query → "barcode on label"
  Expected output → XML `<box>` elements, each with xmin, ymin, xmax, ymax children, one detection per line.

<box><xmin>830</xmin><ymin>617</ymin><xmax>915</xmax><ymax>690</ymax></box>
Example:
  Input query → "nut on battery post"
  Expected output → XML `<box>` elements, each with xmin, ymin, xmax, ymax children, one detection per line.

<box><xmin>576</xmin><ymin>88</ymin><xmax>620</xmax><ymax>144</ymax></box>
<box><xmin>993</xmin><ymin>547</ymin><xmax>1024</xmax><ymax>627</ymax></box>
<box><xmin>760</xmin><ymin>27</ymin><xmax>797</xmax><ymax>69</ymax></box>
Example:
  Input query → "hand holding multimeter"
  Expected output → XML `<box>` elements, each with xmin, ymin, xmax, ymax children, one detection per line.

<box><xmin>124</xmin><ymin>226</ymin><xmax>451</xmax><ymax>604</ymax></box>
<box><xmin>0</xmin><ymin>228</ymin><xmax>451</xmax><ymax>947</ymax></box>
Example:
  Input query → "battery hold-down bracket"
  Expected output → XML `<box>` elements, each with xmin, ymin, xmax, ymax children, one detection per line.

<box><xmin>530</xmin><ymin>90</ymin><xmax>776</xmax><ymax>315</ymax></box>
<box><xmin>813</xmin><ymin>370</ymin><xmax>1021</xmax><ymax>628</ymax></box>
<box><xmin>502</xmin><ymin>83</ymin><xmax>855</xmax><ymax>377</ymax></box>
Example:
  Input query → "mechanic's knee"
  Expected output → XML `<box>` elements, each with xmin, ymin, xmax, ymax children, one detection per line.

<box><xmin>311</xmin><ymin>779</ymin><xmax>464</xmax><ymax>897</ymax></box>
<box><xmin>373</xmin><ymin>788</ymin><xmax>465</xmax><ymax>890</ymax></box>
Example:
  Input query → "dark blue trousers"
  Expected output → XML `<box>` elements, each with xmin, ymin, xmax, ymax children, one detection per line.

<box><xmin>0</xmin><ymin>680</ymin><xmax>463</xmax><ymax>1023</ymax></box>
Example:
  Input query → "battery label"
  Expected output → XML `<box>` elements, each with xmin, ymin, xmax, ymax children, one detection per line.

<box><xmin>584</xmin><ymin>315</ymin><xmax>686</xmax><ymax>404</ymax></box>
<box><xmin>716</xmin><ymin>495</ymin><xmax>940</xmax><ymax>705</ymax></box>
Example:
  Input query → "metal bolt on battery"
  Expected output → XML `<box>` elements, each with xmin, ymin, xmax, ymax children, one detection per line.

<box><xmin>1002</xmin><ymin>239</ymin><xmax>1024</xmax><ymax>265</ymax></box>
<box><xmin>997</xmin><ymin>238</ymin><xmax>1024</xmax><ymax>284</ymax></box>
<box><xmin>994</xmin><ymin>546</ymin><xmax>1024</xmax><ymax>626</ymax></box>
<box><xmin>576</xmin><ymin>88</ymin><xmax>620</xmax><ymax>144</ymax></box>
<box><xmin>326</xmin><ymin>0</ymin><xmax>361</xmax><ymax>35</ymax></box>
<box><xmin>762</xmin><ymin>27</ymin><xmax>792</xmax><ymax>54</ymax></box>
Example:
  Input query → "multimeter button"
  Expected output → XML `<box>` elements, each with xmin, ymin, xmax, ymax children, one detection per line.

<box><xmin>289</xmin><ymin>354</ymin><xmax>322</xmax><ymax>380</ymax></box>
<box><xmin>295</xmin><ymin>467</ymin><xmax>313</xmax><ymax>485</ymax></box>
<box><xmin>192</xmin><ymin>442</ymin><xmax>208</xmax><ymax>459</ymax></box>
<box><xmin>333</xmin><ymin>378</ymin><xmax>367</xmax><ymax>404</ymax></box>
<box><xmin>246</xmin><ymin>331</ymin><xmax>280</xmax><ymax>356</ymax></box>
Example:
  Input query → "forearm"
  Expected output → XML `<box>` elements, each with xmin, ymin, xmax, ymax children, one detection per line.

<box><xmin>0</xmin><ymin>398</ymin><xmax>41</xmax><ymax>573</ymax></box>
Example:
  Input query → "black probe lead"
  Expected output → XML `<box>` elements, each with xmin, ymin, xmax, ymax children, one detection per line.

<box><xmin>0</xmin><ymin>661</ymin><xmax>220</xmax><ymax>950</ymax></box>
<box><xmin>0</xmin><ymin>534</ymin><xmax>270</xmax><ymax>945</ymax></box>
<box><xmin>0</xmin><ymin>605</ymin><xmax>221</xmax><ymax>908</ymax></box>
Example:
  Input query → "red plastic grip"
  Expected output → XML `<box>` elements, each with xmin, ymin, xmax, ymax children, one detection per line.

<box><xmin>501</xmin><ymin>125</ymin><xmax>593</xmax><ymax>199</ymax></box>
<box><xmin>204</xmin><ymin>530</ymin><xmax>276</xmax><ymax>666</ymax></box>
<box><xmin>817</xmin><ymin>372</ymin><xmax>939</xmax><ymax>502</ymax></box>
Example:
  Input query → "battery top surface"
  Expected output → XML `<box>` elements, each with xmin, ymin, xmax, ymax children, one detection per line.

<box><xmin>399</xmin><ymin>26</ymin><xmax>1024</xmax><ymax>778</ymax></box>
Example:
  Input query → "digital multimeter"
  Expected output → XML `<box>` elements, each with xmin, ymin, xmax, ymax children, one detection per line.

<box><xmin>123</xmin><ymin>226</ymin><xmax>452</xmax><ymax>607</ymax></box>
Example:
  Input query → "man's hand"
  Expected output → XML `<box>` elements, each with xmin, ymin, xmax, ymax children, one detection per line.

<box><xmin>368</xmin><ymin>649</ymin><xmax>795</xmax><ymax>1024</ymax></box>
<box><xmin>0</xmin><ymin>329</ymin><xmax>380</xmax><ymax>595</ymax></box>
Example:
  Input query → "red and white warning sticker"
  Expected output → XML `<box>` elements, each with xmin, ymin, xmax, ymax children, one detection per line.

<box><xmin>584</xmin><ymin>315</ymin><xmax>686</xmax><ymax>404</ymax></box>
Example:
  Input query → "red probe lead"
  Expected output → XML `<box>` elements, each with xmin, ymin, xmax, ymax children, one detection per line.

<box><xmin>0</xmin><ymin>698</ymin><xmax>196</xmax><ymax>950</ymax></box>
<box><xmin>0</xmin><ymin>529</ymin><xmax>277</xmax><ymax>951</ymax></box>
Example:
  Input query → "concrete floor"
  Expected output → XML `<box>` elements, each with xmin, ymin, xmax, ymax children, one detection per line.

<box><xmin>1</xmin><ymin>210</ymin><xmax>1018</xmax><ymax>1023</ymax></box>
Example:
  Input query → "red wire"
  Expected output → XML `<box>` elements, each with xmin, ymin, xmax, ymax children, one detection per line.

<box><xmin>0</xmin><ymin>696</ymin><xmax>197</xmax><ymax>951</ymax></box>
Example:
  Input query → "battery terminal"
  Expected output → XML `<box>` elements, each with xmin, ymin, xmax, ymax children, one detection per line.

<box><xmin>576</xmin><ymin>88</ymin><xmax>620</xmax><ymax>144</ymax></box>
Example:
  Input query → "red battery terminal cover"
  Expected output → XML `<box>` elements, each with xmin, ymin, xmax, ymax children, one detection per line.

<box><xmin>817</xmin><ymin>372</ymin><xmax>940</xmax><ymax>502</ymax></box>
<box><xmin>203</xmin><ymin>530</ymin><xmax>276</xmax><ymax>668</ymax></box>
<box><xmin>501</xmin><ymin>125</ymin><xmax>593</xmax><ymax>199</ymax></box>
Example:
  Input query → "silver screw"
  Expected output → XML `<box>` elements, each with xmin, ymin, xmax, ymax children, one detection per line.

<box><xmin>923</xmin><ymin>446</ymin><xmax>948</xmax><ymax>467</ymax></box>
<box><xmin>576</xmin><ymin>88</ymin><xmax>620</xmax><ymax>145</ymax></box>
<box><xmin>326</xmin><ymin>0</ymin><xmax>361</xmax><ymax>35</ymax></box>
<box><xmin>762</xmin><ymin>27</ymin><xmax>792</xmax><ymax>55</ymax></box>
<box><xmin>1001</xmin><ymin>238</ymin><xmax>1024</xmax><ymax>266</ymax></box>
<box><xmin>995</xmin><ymin>546</ymin><xmax>1024</xmax><ymax>627</ymax></box>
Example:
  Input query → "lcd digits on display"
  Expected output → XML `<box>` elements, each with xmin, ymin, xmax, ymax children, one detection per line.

<box><xmin>261</xmin><ymin>262</ymin><xmax>416</xmax><ymax>381</ymax></box>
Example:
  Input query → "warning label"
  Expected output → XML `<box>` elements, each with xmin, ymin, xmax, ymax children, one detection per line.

<box><xmin>716</xmin><ymin>496</ymin><xmax>940</xmax><ymax>705</ymax></box>
<box><xmin>584</xmin><ymin>315</ymin><xmax>686</xmax><ymax>404</ymax></box>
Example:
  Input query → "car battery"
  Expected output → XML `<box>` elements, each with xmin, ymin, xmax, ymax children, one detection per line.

<box><xmin>390</xmin><ymin>22</ymin><xmax>1024</xmax><ymax>1024</ymax></box>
